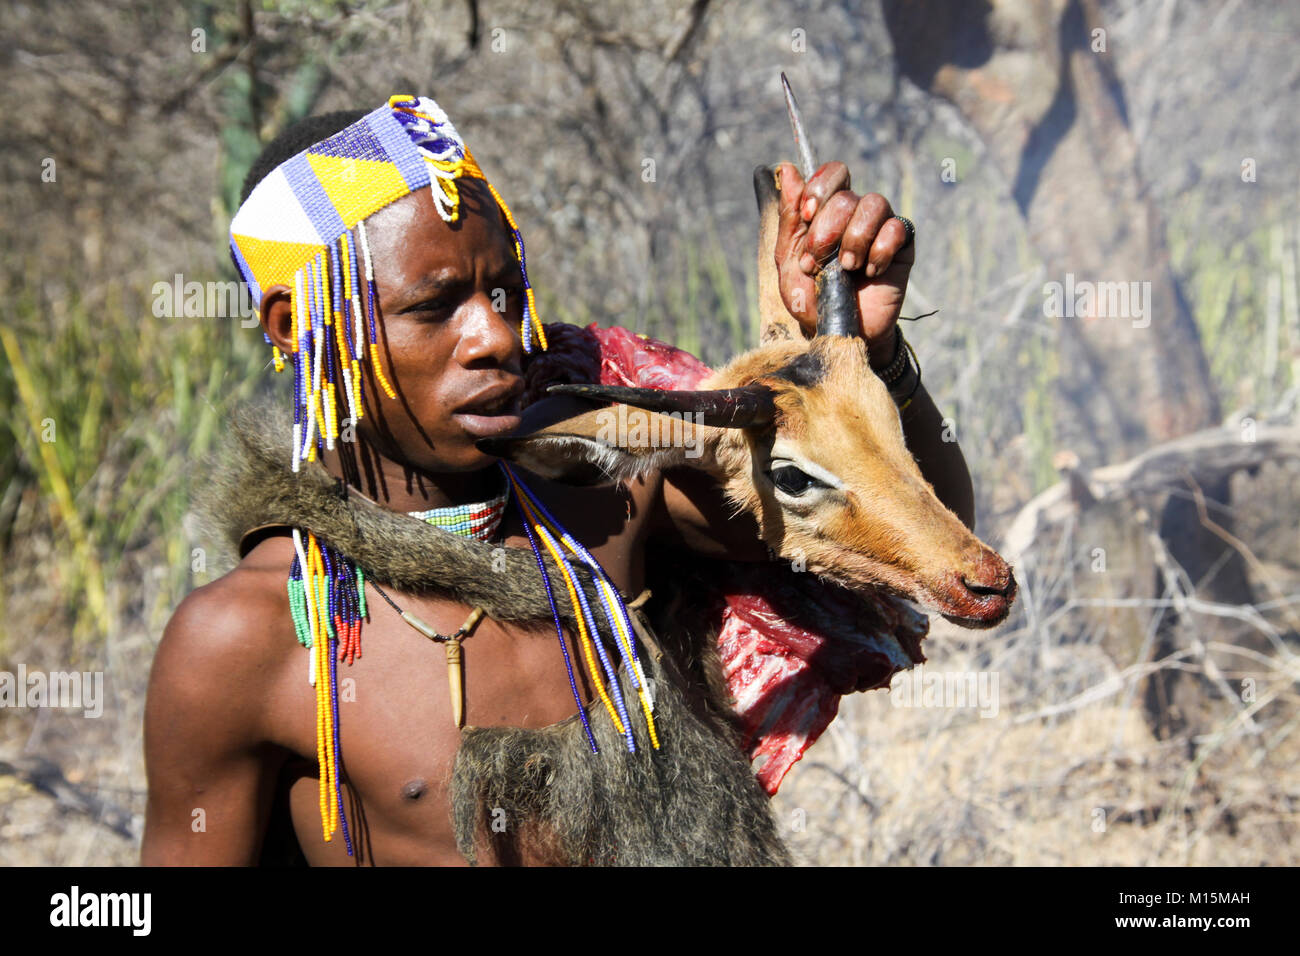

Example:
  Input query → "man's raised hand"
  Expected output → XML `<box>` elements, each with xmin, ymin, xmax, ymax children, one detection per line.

<box><xmin>772</xmin><ymin>161</ymin><xmax>915</xmax><ymax>364</ymax></box>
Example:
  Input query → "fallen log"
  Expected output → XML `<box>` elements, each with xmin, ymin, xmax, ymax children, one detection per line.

<box><xmin>1001</xmin><ymin>423</ymin><xmax>1300</xmax><ymax>565</ymax></box>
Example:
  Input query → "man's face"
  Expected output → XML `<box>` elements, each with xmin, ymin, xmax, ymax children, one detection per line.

<box><xmin>358</xmin><ymin>179</ymin><xmax>527</xmax><ymax>474</ymax></box>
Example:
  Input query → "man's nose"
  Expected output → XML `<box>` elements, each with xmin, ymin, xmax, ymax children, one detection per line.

<box><xmin>454</xmin><ymin>293</ymin><xmax>520</xmax><ymax>368</ymax></box>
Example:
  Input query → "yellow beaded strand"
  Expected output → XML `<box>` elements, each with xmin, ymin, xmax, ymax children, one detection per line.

<box><xmin>289</xmin><ymin>284</ymin><xmax>298</xmax><ymax>354</ymax></box>
<box><xmin>306</xmin><ymin>538</ymin><xmax>329</xmax><ymax>840</ymax></box>
<box><xmin>480</xmin><ymin>175</ymin><xmax>548</xmax><ymax>353</ymax></box>
<box><xmin>368</xmin><ymin>343</ymin><xmax>397</xmax><ymax>400</ymax></box>
<box><xmin>339</xmin><ymin>232</ymin><xmax>364</xmax><ymax>420</ymax></box>
<box><xmin>356</xmin><ymin>222</ymin><xmax>399</xmax><ymax>401</ymax></box>
<box><xmin>525</xmin><ymin>500</ymin><xmax>659</xmax><ymax>749</ymax></box>
<box><xmin>304</xmin><ymin>534</ymin><xmax>341</xmax><ymax>843</ymax></box>
<box><xmin>513</xmin><ymin>490</ymin><xmax>626</xmax><ymax>737</ymax></box>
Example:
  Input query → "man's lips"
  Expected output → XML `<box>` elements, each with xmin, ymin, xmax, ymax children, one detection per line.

<box><xmin>452</xmin><ymin>378</ymin><xmax>524</xmax><ymax>439</ymax></box>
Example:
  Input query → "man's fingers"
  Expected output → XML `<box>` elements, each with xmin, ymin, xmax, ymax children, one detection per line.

<box><xmin>800</xmin><ymin>161</ymin><xmax>850</xmax><ymax>222</ymax></box>
<box><xmin>805</xmin><ymin>191</ymin><xmax>860</xmax><ymax>266</ymax></box>
<box><xmin>866</xmin><ymin>216</ymin><xmax>913</xmax><ymax>277</ymax></box>
<box><xmin>837</xmin><ymin>193</ymin><xmax>893</xmax><ymax>272</ymax></box>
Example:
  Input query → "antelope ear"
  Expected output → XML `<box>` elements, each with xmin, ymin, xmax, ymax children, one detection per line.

<box><xmin>754</xmin><ymin>164</ymin><xmax>804</xmax><ymax>345</ymax></box>
<box><xmin>476</xmin><ymin>401</ymin><xmax>709</xmax><ymax>486</ymax></box>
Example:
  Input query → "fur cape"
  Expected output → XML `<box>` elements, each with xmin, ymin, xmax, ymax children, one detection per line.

<box><xmin>196</xmin><ymin>403</ymin><xmax>791</xmax><ymax>866</ymax></box>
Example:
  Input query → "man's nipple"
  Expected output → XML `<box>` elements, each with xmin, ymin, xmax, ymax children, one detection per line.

<box><xmin>400</xmin><ymin>778</ymin><xmax>428</xmax><ymax>801</ymax></box>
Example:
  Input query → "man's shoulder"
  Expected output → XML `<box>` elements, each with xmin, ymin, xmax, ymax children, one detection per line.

<box><xmin>145</xmin><ymin>534</ymin><xmax>301</xmax><ymax>787</ymax></box>
<box><xmin>154</xmin><ymin>533</ymin><xmax>298</xmax><ymax>689</ymax></box>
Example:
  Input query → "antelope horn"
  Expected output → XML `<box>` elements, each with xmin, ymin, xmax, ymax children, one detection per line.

<box><xmin>781</xmin><ymin>72</ymin><xmax>860</xmax><ymax>340</ymax></box>
<box><xmin>547</xmin><ymin>383</ymin><xmax>776</xmax><ymax>429</ymax></box>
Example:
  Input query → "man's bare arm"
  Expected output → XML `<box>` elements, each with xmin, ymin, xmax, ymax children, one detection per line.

<box><xmin>654</xmin><ymin>464</ymin><xmax>769</xmax><ymax>561</ymax></box>
<box><xmin>897</xmin><ymin>380</ymin><xmax>976</xmax><ymax>529</ymax></box>
<box><xmin>141</xmin><ymin>575</ymin><xmax>289</xmax><ymax>865</ymax></box>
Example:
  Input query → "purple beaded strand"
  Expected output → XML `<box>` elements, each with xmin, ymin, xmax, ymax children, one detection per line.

<box><xmin>508</xmin><ymin>473</ymin><xmax>599</xmax><ymax>753</ymax></box>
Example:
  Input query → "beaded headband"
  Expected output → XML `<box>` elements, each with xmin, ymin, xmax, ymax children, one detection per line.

<box><xmin>229</xmin><ymin>94</ymin><xmax>548</xmax><ymax>470</ymax></box>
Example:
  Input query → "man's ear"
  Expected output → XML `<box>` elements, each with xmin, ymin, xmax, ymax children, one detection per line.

<box><xmin>261</xmin><ymin>284</ymin><xmax>294</xmax><ymax>352</ymax></box>
<box><xmin>477</xmin><ymin>402</ymin><xmax>712</xmax><ymax>486</ymax></box>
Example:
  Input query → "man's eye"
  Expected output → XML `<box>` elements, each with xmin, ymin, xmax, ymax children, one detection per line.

<box><xmin>769</xmin><ymin>464</ymin><xmax>818</xmax><ymax>496</ymax></box>
<box><xmin>415</xmin><ymin>300</ymin><xmax>453</xmax><ymax>319</ymax></box>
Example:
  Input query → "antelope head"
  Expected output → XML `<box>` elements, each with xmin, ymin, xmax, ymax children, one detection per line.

<box><xmin>482</xmin><ymin>83</ymin><xmax>1015</xmax><ymax>628</ymax></box>
<box><xmin>481</xmin><ymin>167</ymin><xmax>1014</xmax><ymax>627</ymax></box>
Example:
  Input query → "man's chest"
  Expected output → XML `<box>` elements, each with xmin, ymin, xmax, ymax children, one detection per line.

<box><xmin>269</xmin><ymin>571</ymin><xmax>647</xmax><ymax>863</ymax></box>
<box><xmin>265</xmin><ymin>476</ymin><xmax>661</xmax><ymax>865</ymax></box>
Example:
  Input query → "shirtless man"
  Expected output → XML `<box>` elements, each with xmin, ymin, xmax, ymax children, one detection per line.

<box><xmin>141</xmin><ymin>104</ymin><xmax>973</xmax><ymax>866</ymax></box>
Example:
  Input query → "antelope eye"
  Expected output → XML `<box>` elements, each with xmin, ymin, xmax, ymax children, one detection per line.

<box><xmin>769</xmin><ymin>464</ymin><xmax>818</xmax><ymax>496</ymax></box>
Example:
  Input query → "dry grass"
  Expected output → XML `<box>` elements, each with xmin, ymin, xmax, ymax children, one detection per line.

<box><xmin>775</xmin><ymin>615</ymin><xmax>1300</xmax><ymax>867</ymax></box>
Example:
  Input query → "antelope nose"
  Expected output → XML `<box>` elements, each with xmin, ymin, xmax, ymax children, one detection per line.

<box><xmin>961</xmin><ymin>551</ymin><xmax>1016</xmax><ymax>597</ymax></box>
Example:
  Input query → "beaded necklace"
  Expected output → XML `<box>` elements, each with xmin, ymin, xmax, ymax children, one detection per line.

<box><xmin>406</xmin><ymin>482</ymin><xmax>509</xmax><ymax>543</ymax></box>
<box><xmin>287</xmin><ymin>528</ymin><xmax>364</xmax><ymax>854</ymax></box>
<box><xmin>285</xmin><ymin>482</ymin><xmax>504</xmax><ymax>854</ymax></box>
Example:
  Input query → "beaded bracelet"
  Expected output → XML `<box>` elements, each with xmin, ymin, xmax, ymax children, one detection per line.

<box><xmin>892</xmin><ymin>336</ymin><xmax>923</xmax><ymax>411</ymax></box>
<box><xmin>874</xmin><ymin>328</ymin><xmax>909</xmax><ymax>386</ymax></box>
<box><xmin>873</xmin><ymin>329</ymin><xmax>923</xmax><ymax>409</ymax></box>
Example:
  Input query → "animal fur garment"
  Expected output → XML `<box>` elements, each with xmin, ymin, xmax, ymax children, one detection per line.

<box><xmin>452</xmin><ymin>624</ymin><xmax>791</xmax><ymax>866</ymax></box>
<box><xmin>196</xmin><ymin>402</ymin><xmax>791</xmax><ymax>866</ymax></box>
<box><xmin>199</xmin><ymin>402</ymin><xmax>605</xmax><ymax>629</ymax></box>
